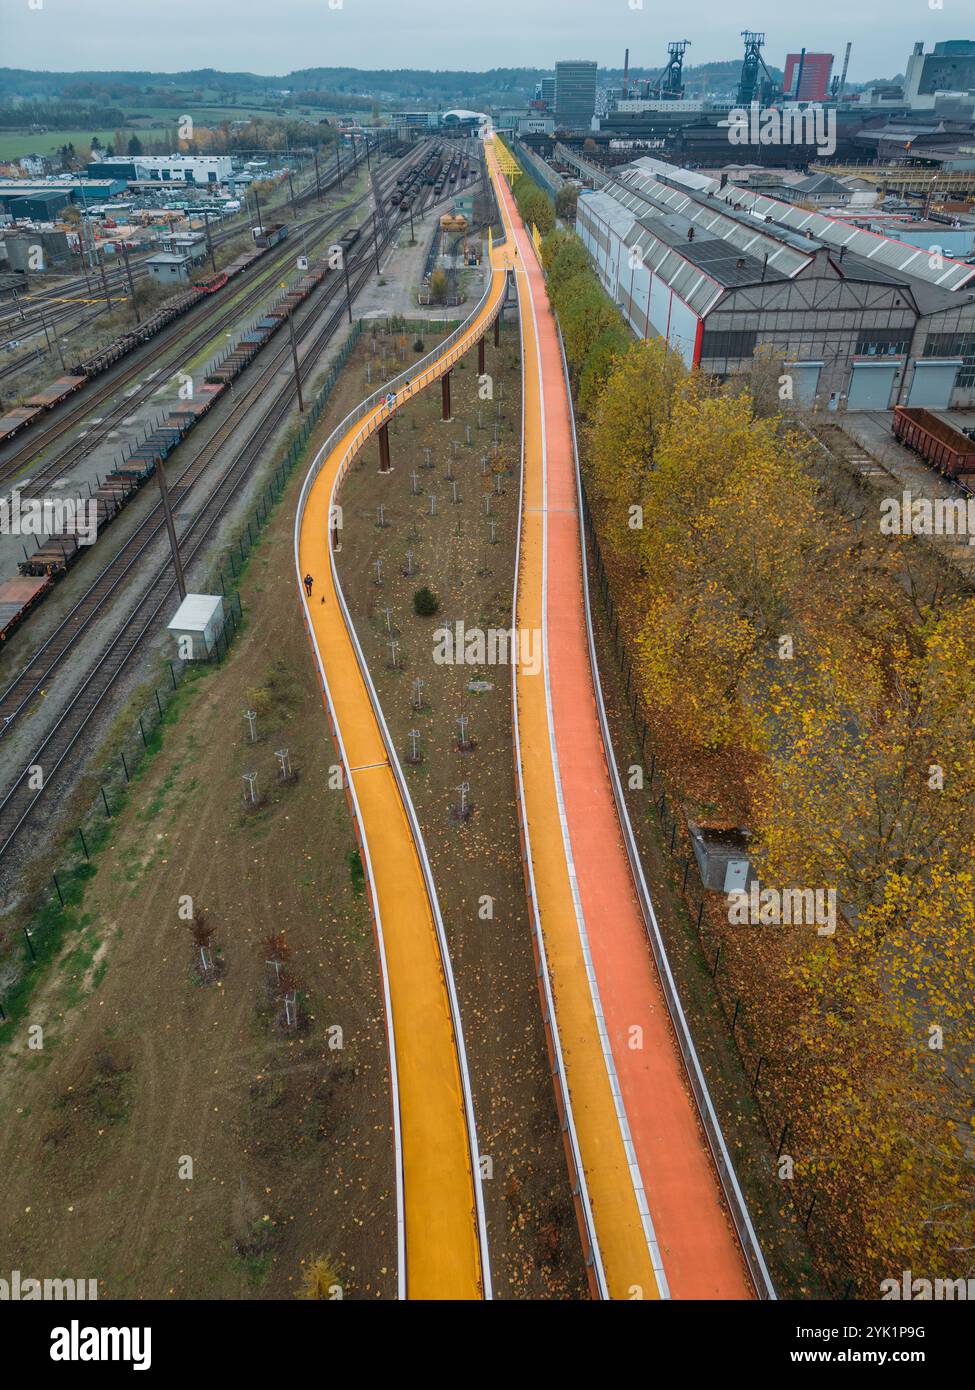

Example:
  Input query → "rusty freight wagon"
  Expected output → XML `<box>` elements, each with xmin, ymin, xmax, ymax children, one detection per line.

<box><xmin>0</xmin><ymin>574</ymin><xmax>52</xmax><ymax>641</ymax></box>
<box><xmin>892</xmin><ymin>406</ymin><xmax>975</xmax><ymax>479</ymax></box>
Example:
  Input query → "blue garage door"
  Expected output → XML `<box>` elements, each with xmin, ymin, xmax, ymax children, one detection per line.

<box><xmin>908</xmin><ymin>359</ymin><xmax>962</xmax><ymax>409</ymax></box>
<box><xmin>786</xmin><ymin>360</ymin><xmax>823</xmax><ymax>407</ymax></box>
<box><xmin>847</xmin><ymin>362</ymin><xmax>899</xmax><ymax>411</ymax></box>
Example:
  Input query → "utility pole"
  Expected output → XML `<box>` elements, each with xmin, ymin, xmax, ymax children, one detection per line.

<box><xmin>98</xmin><ymin>254</ymin><xmax>112</xmax><ymax>314</ymax></box>
<box><xmin>120</xmin><ymin>240</ymin><xmax>141</xmax><ymax>324</ymax></box>
<box><xmin>42</xmin><ymin>313</ymin><xmax>66</xmax><ymax>371</ymax></box>
<box><xmin>288</xmin><ymin>310</ymin><xmax>305</xmax><ymax>412</ymax></box>
<box><xmin>343</xmin><ymin>249</ymin><xmax>353</xmax><ymax>324</ymax></box>
<box><xmin>203</xmin><ymin>212</ymin><xmax>217</xmax><ymax>272</ymax></box>
<box><xmin>313</xmin><ymin>150</ymin><xmax>322</xmax><ymax>201</ymax></box>
<box><xmin>156</xmin><ymin>458</ymin><xmax>187</xmax><ymax>601</ymax></box>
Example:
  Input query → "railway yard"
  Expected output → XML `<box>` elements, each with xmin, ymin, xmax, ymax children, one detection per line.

<box><xmin>0</xmin><ymin>136</ymin><xmax>481</xmax><ymax>891</ymax></box>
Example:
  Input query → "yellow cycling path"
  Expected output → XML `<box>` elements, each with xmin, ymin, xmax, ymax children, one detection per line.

<box><xmin>296</xmin><ymin>252</ymin><xmax>507</xmax><ymax>1300</ymax></box>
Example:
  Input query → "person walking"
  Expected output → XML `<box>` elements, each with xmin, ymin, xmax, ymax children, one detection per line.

<box><xmin>304</xmin><ymin>573</ymin><xmax>314</xmax><ymax>596</ymax></box>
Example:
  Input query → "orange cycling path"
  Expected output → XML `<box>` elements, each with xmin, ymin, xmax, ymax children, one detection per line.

<box><xmin>295</xmin><ymin>257</ymin><xmax>508</xmax><ymax>1299</ymax></box>
<box><xmin>489</xmin><ymin>144</ymin><xmax>752</xmax><ymax>1300</ymax></box>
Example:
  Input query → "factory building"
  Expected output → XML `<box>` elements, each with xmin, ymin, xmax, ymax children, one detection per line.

<box><xmin>1</xmin><ymin>188</ymin><xmax>70</xmax><ymax>220</ymax></box>
<box><xmin>87</xmin><ymin>155</ymin><xmax>234</xmax><ymax>184</ymax></box>
<box><xmin>783</xmin><ymin>52</ymin><xmax>834</xmax><ymax>102</ymax></box>
<box><xmin>904</xmin><ymin>39</ymin><xmax>975</xmax><ymax>110</ymax></box>
<box><xmin>555</xmin><ymin>60</ymin><xmax>598</xmax><ymax>130</ymax></box>
<box><xmin>0</xmin><ymin>178</ymin><xmax>127</xmax><ymax>209</ymax></box>
<box><xmin>572</xmin><ymin>153</ymin><xmax>975</xmax><ymax>410</ymax></box>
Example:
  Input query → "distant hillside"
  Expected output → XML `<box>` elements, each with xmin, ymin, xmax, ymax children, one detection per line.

<box><xmin>0</xmin><ymin>67</ymin><xmax>550</xmax><ymax>110</ymax></box>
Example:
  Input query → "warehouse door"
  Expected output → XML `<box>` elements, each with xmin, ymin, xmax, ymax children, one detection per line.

<box><xmin>847</xmin><ymin>362</ymin><xmax>899</xmax><ymax>411</ymax></box>
<box><xmin>908</xmin><ymin>360</ymin><xmax>962</xmax><ymax>409</ymax></box>
<box><xmin>786</xmin><ymin>361</ymin><xmax>823</xmax><ymax>407</ymax></box>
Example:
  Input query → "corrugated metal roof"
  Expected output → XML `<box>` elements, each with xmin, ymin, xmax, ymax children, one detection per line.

<box><xmin>714</xmin><ymin>184</ymin><xmax>975</xmax><ymax>292</ymax></box>
<box><xmin>606</xmin><ymin>167</ymin><xmax>815</xmax><ymax>278</ymax></box>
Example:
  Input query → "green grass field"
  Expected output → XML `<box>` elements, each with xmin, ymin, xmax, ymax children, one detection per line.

<box><xmin>0</xmin><ymin>127</ymin><xmax>172</xmax><ymax>160</ymax></box>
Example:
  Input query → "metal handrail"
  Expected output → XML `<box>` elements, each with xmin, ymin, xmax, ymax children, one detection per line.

<box><xmin>558</xmin><ymin>321</ymin><xmax>778</xmax><ymax>1301</ymax></box>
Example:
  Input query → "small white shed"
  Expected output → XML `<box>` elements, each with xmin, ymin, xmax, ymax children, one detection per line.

<box><xmin>167</xmin><ymin>592</ymin><xmax>225</xmax><ymax>660</ymax></box>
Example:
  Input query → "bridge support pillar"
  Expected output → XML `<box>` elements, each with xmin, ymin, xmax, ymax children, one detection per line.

<box><xmin>378</xmin><ymin>422</ymin><xmax>391</xmax><ymax>473</ymax></box>
<box><xmin>493</xmin><ymin>312</ymin><xmax>500</xmax><ymax>348</ymax></box>
<box><xmin>441</xmin><ymin>371</ymin><xmax>452</xmax><ymax>421</ymax></box>
<box><xmin>478</xmin><ymin>336</ymin><xmax>485</xmax><ymax>375</ymax></box>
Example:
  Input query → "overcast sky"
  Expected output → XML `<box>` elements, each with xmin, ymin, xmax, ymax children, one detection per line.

<box><xmin>0</xmin><ymin>0</ymin><xmax>958</xmax><ymax>81</ymax></box>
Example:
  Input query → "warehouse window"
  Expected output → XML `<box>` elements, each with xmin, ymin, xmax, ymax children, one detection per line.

<box><xmin>699</xmin><ymin>328</ymin><xmax>757</xmax><ymax>361</ymax></box>
<box><xmin>923</xmin><ymin>332</ymin><xmax>975</xmax><ymax>388</ymax></box>
<box><xmin>854</xmin><ymin>329</ymin><xmax>911</xmax><ymax>355</ymax></box>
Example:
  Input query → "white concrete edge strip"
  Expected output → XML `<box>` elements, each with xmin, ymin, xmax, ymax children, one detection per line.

<box><xmin>519</xmin><ymin>220</ymin><xmax>670</xmax><ymax>1302</ymax></box>
<box><xmin>503</xmin><ymin>260</ymin><xmax>610</xmax><ymax>1300</ymax></box>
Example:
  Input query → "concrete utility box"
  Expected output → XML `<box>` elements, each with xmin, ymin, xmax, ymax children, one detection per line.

<box><xmin>687</xmin><ymin>822</ymin><xmax>754</xmax><ymax>892</ymax></box>
<box><xmin>167</xmin><ymin>592</ymin><xmax>225</xmax><ymax>660</ymax></box>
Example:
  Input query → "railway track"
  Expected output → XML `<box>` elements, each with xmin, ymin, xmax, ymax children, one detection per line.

<box><xmin>0</xmin><ymin>145</ymin><xmax>430</xmax><ymax>489</ymax></box>
<box><xmin>3</xmin><ymin>210</ymin><xmax>364</xmax><ymax>500</ymax></box>
<box><xmin>0</xmin><ymin>183</ymin><xmax>421</xmax><ymax>867</ymax></box>
<box><xmin>0</xmin><ymin>144</ymin><xmax>375</xmax><ymax>352</ymax></box>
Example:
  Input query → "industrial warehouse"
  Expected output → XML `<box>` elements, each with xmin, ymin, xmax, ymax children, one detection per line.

<box><xmin>570</xmin><ymin>151</ymin><xmax>975</xmax><ymax>409</ymax></box>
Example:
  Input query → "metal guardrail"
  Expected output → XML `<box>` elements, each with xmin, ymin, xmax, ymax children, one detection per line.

<box><xmin>293</xmin><ymin>249</ymin><xmax>507</xmax><ymax>1300</ymax></box>
<box><xmin>557</xmin><ymin>321</ymin><xmax>778</xmax><ymax>1301</ymax></box>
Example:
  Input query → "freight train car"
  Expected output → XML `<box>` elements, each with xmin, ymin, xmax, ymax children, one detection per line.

<box><xmin>0</xmin><ymin>404</ymin><xmax>44</xmax><ymax>447</ymax></box>
<box><xmin>254</xmin><ymin>223</ymin><xmax>289</xmax><ymax>250</ymax></box>
<box><xmin>194</xmin><ymin>270</ymin><xmax>229</xmax><ymax>294</ymax></box>
<box><xmin>0</xmin><ymin>575</ymin><xmax>52</xmax><ymax>642</ymax></box>
<box><xmin>7</xmin><ymin>255</ymin><xmax>326</xmax><ymax>634</ymax></box>
<box><xmin>892</xmin><ymin>406</ymin><xmax>975</xmax><ymax>479</ymax></box>
<box><xmin>26</xmin><ymin>375</ymin><xmax>87</xmax><ymax>410</ymax></box>
<box><xmin>0</xmin><ymin>241</ymin><xmax>281</xmax><ymax>458</ymax></box>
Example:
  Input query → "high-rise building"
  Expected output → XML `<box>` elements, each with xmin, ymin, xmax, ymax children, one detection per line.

<box><xmin>539</xmin><ymin>77</ymin><xmax>556</xmax><ymax>107</ymax></box>
<box><xmin>783</xmin><ymin>52</ymin><xmax>834</xmax><ymax>102</ymax></box>
<box><xmin>555</xmin><ymin>60</ymin><xmax>597</xmax><ymax>128</ymax></box>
